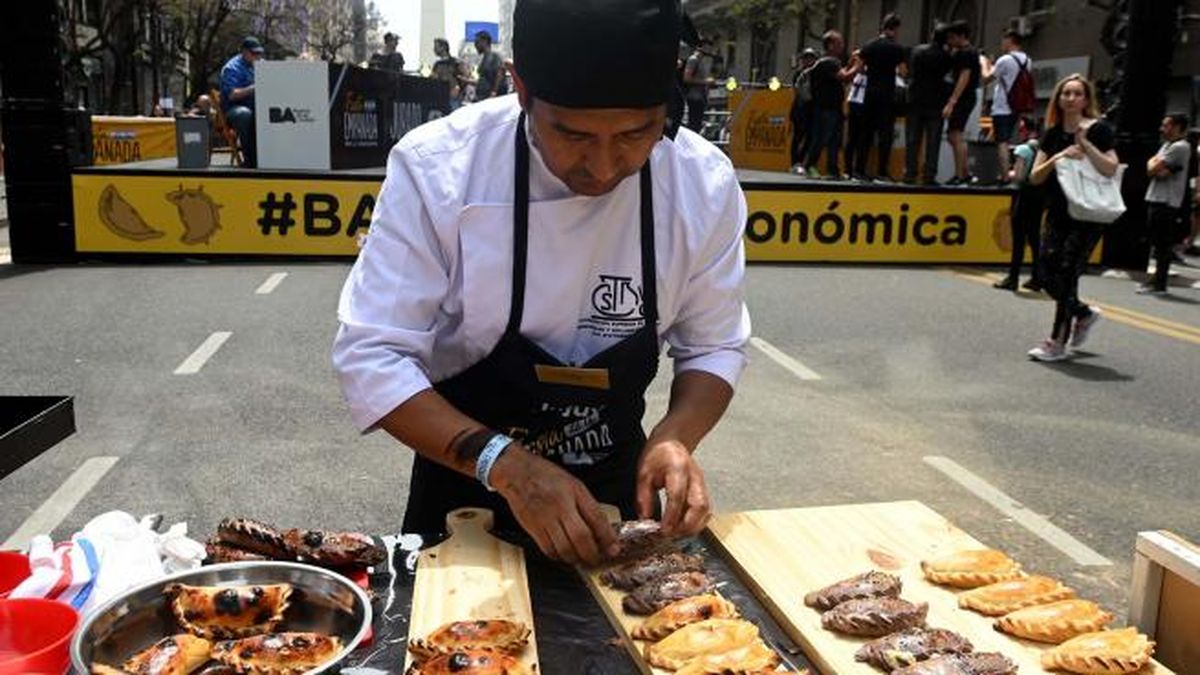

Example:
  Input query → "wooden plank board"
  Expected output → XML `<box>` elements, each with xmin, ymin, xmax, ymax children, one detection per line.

<box><xmin>707</xmin><ymin>501</ymin><xmax>1173</xmax><ymax>675</ymax></box>
<box><xmin>405</xmin><ymin>507</ymin><xmax>538</xmax><ymax>671</ymax></box>
<box><xmin>579</xmin><ymin>505</ymin><xmax>791</xmax><ymax>674</ymax></box>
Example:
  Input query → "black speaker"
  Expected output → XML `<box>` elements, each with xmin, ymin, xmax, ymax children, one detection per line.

<box><xmin>0</xmin><ymin>2</ymin><xmax>65</xmax><ymax>104</ymax></box>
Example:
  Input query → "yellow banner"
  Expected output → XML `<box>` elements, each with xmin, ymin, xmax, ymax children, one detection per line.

<box><xmin>727</xmin><ymin>89</ymin><xmax>794</xmax><ymax>172</ymax></box>
<box><xmin>744</xmin><ymin>188</ymin><xmax>1016</xmax><ymax>263</ymax></box>
<box><xmin>74</xmin><ymin>173</ymin><xmax>380</xmax><ymax>255</ymax></box>
<box><xmin>91</xmin><ymin>116</ymin><xmax>178</xmax><ymax>166</ymax></box>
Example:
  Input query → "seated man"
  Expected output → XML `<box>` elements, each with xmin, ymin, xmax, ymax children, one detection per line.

<box><xmin>220</xmin><ymin>37</ymin><xmax>264</xmax><ymax>167</ymax></box>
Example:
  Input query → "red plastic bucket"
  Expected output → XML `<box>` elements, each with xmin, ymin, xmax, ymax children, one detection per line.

<box><xmin>0</xmin><ymin>598</ymin><xmax>79</xmax><ymax>675</ymax></box>
<box><xmin>0</xmin><ymin>554</ymin><xmax>30</xmax><ymax>600</ymax></box>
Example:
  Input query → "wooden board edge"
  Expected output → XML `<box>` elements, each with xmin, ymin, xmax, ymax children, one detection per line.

<box><xmin>577</xmin><ymin>567</ymin><xmax>656</xmax><ymax>675</ymax></box>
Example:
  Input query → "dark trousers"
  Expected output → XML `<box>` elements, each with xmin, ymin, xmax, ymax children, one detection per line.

<box><xmin>1008</xmin><ymin>186</ymin><xmax>1045</xmax><ymax>280</ymax></box>
<box><xmin>904</xmin><ymin>109</ymin><xmax>943</xmax><ymax>181</ymax></box>
<box><xmin>845</xmin><ymin>104</ymin><xmax>868</xmax><ymax>177</ymax></box>
<box><xmin>1147</xmin><ymin>203</ymin><xmax>1181</xmax><ymax>290</ymax></box>
<box><xmin>1042</xmin><ymin>217</ymin><xmax>1103</xmax><ymax>342</ymax></box>
<box><xmin>855</xmin><ymin>95</ymin><xmax>895</xmax><ymax>177</ymax></box>
<box><xmin>225</xmin><ymin>105</ymin><xmax>256</xmax><ymax>167</ymax></box>
<box><xmin>804</xmin><ymin>108</ymin><xmax>843</xmax><ymax>175</ymax></box>
<box><xmin>685</xmin><ymin>95</ymin><xmax>707</xmax><ymax>133</ymax></box>
<box><xmin>789</xmin><ymin>102</ymin><xmax>812</xmax><ymax>166</ymax></box>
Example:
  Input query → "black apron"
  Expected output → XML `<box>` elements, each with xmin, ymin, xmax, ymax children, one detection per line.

<box><xmin>401</xmin><ymin>114</ymin><xmax>662</xmax><ymax>535</ymax></box>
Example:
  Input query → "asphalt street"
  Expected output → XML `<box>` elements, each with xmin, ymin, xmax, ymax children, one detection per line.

<box><xmin>1</xmin><ymin>246</ymin><xmax>1197</xmax><ymax>621</ymax></box>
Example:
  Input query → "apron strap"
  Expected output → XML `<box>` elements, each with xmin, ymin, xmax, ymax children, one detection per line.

<box><xmin>507</xmin><ymin>112</ymin><xmax>531</xmax><ymax>335</ymax></box>
<box><xmin>638</xmin><ymin>164</ymin><xmax>658</xmax><ymax>327</ymax></box>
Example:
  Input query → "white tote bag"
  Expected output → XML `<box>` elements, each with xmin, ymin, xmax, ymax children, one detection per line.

<box><xmin>1055</xmin><ymin>157</ymin><xmax>1127</xmax><ymax>224</ymax></box>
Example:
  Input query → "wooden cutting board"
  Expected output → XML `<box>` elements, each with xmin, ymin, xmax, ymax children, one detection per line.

<box><xmin>707</xmin><ymin>501</ymin><xmax>1173</xmax><ymax>675</ymax></box>
<box><xmin>405</xmin><ymin>507</ymin><xmax>538</xmax><ymax>671</ymax></box>
<box><xmin>579</xmin><ymin>505</ymin><xmax>790</xmax><ymax>674</ymax></box>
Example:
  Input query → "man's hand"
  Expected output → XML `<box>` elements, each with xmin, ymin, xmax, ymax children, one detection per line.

<box><xmin>942</xmin><ymin>101</ymin><xmax>955</xmax><ymax>119</ymax></box>
<box><xmin>636</xmin><ymin>439</ymin><xmax>711</xmax><ymax>537</ymax></box>
<box><xmin>490</xmin><ymin>447</ymin><xmax>618</xmax><ymax>565</ymax></box>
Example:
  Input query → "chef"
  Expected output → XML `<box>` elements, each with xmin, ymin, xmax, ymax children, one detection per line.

<box><xmin>332</xmin><ymin>0</ymin><xmax>750</xmax><ymax>566</ymax></box>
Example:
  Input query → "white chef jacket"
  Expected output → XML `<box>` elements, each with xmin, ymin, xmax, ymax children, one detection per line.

<box><xmin>333</xmin><ymin>95</ymin><xmax>750</xmax><ymax>432</ymax></box>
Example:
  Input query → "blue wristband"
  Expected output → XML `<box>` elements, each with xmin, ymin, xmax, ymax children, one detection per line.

<box><xmin>475</xmin><ymin>433</ymin><xmax>514</xmax><ymax>492</ymax></box>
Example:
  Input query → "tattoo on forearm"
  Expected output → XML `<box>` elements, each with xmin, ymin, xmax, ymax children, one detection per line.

<box><xmin>450</xmin><ymin>428</ymin><xmax>497</xmax><ymax>467</ymax></box>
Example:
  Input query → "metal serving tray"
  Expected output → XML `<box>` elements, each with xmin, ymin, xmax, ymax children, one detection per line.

<box><xmin>71</xmin><ymin>561</ymin><xmax>372</xmax><ymax>673</ymax></box>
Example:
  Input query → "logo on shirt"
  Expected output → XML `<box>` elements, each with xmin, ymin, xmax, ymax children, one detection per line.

<box><xmin>580</xmin><ymin>274</ymin><xmax>644</xmax><ymax>340</ymax></box>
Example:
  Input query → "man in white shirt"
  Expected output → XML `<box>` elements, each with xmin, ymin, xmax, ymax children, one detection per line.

<box><xmin>982</xmin><ymin>30</ymin><xmax>1033</xmax><ymax>179</ymax></box>
<box><xmin>332</xmin><ymin>0</ymin><xmax>750</xmax><ymax>565</ymax></box>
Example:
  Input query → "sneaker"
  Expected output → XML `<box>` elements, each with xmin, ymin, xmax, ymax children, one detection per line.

<box><xmin>807</xmin><ymin>166</ymin><xmax>822</xmax><ymax>179</ymax></box>
<box><xmin>1021</xmin><ymin>278</ymin><xmax>1044</xmax><ymax>292</ymax></box>
<box><xmin>945</xmin><ymin>176</ymin><xmax>964</xmax><ymax>186</ymax></box>
<box><xmin>1136</xmin><ymin>283</ymin><xmax>1167</xmax><ymax>295</ymax></box>
<box><xmin>1028</xmin><ymin>339</ymin><xmax>1068</xmax><ymax>362</ymax></box>
<box><xmin>993</xmin><ymin>275</ymin><xmax>1019</xmax><ymax>290</ymax></box>
<box><xmin>1070</xmin><ymin>308</ymin><xmax>1102</xmax><ymax>348</ymax></box>
<box><xmin>789</xmin><ymin>164</ymin><xmax>806</xmax><ymax>175</ymax></box>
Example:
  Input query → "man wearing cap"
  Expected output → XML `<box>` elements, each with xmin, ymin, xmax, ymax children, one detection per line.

<box><xmin>220</xmin><ymin>37</ymin><xmax>264</xmax><ymax>168</ymax></box>
<box><xmin>369</xmin><ymin>33</ymin><xmax>406</xmax><ymax>73</ymax></box>
<box><xmin>333</xmin><ymin>0</ymin><xmax>750</xmax><ymax>565</ymax></box>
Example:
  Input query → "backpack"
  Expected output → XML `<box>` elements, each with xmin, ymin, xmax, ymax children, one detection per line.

<box><xmin>1006</xmin><ymin>55</ymin><xmax>1036</xmax><ymax>114</ymax></box>
<box><xmin>794</xmin><ymin>66</ymin><xmax>814</xmax><ymax>106</ymax></box>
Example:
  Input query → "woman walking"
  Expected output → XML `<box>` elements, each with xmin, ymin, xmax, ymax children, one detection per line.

<box><xmin>1027</xmin><ymin>74</ymin><xmax>1120</xmax><ymax>362</ymax></box>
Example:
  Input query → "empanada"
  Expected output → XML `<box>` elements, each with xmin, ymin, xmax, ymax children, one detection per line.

<box><xmin>92</xmin><ymin>666</ymin><xmax>134</xmax><ymax>675</ymax></box>
<box><xmin>406</xmin><ymin>650</ymin><xmax>533</xmax><ymax>675</ymax></box>
<box><xmin>995</xmin><ymin>599</ymin><xmax>1114</xmax><ymax>644</ymax></box>
<box><xmin>122</xmin><ymin>634</ymin><xmax>212</xmax><ymax>675</ymax></box>
<box><xmin>631</xmin><ymin>594</ymin><xmax>739</xmax><ymax>641</ymax></box>
<box><xmin>821</xmin><ymin>597</ymin><xmax>928</xmax><ymax>637</ymax></box>
<box><xmin>623</xmin><ymin>571</ymin><xmax>715</xmax><ymax>615</ymax></box>
<box><xmin>890</xmin><ymin>652</ymin><xmax>1017</xmax><ymax>675</ymax></box>
<box><xmin>1039</xmin><ymin>628</ymin><xmax>1155</xmax><ymax>674</ymax></box>
<box><xmin>210</xmin><ymin>632</ymin><xmax>343</xmax><ymax>675</ymax></box>
<box><xmin>673</xmin><ymin>639</ymin><xmax>781</xmax><ymax>675</ymax></box>
<box><xmin>855</xmin><ymin>627</ymin><xmax>974</xmax><ymax>670</ymax></box>
<box><xmin>803</xmin><ymin>570</ymin><xmax>902</xmax><ymax>611</ymax></box>
<box><xmin>408</xmin><ymin>619</ymin><xmax>530</xmax><ymax>660</ymax></box>
<box><xmin>920</xmin><ymin>549</ymin><xmax>1022</xmax><ymax>588</ymax></box>
<box><xmin>643</xmin><ymin>618</ymin><xmax>759</xmax><ymax>670</ymax></box>
<box><xmin>166</xmin><ymin>583</ymin><xmax>291</xmax><ymax>639</ymax></box>
<box><xmin>958</xmin><ymin>575</ymin><xmax>1075</xmax><ymax>615</ymax></box>
<box><xmin>601</xmin><ymin>551</ymin><xmax>704</xmax><ymax>590</ymax></box>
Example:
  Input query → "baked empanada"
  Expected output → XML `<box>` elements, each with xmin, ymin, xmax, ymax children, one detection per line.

<box><xmin>1039</xmin><ymin>628</ymin><xmax>1155</xmax><ymax>674</ymax></box>
<box><xmin>631</xmin><ymin>594</ymin><xmax>739</xmax><ymax>641</ymax></box>
<box><xmin>821</xmin><ymin>597</ymin><xmax>928</xmax><ymax>637</ymax></box>
<box><xmin>920</xmin><ymin>549</ymin><xmax>1022</xmax><ymax>588</ymax></box>
<box><xmin>855</xmin><ymin>627</ymin><xmax>974</xmax><ymax>670</ymax></box>
<box><xmin>804</xmin><ymin>570</ymin><xmax>902</xmax><ymax>611</ymax></box>
<box><xmin>122</xmin><ymin>634</ymin><xmax>212</xmax><ymax>675</ymax></box>
<box><xmin>623</xmin><ymin>571</ymin><xmax>715</xmax><ymax>615</ymax></box>
<box><xmin>210</xmin><ymin>632</ymin><xmax>343</xmax><ymax>675</ymax></box>
<box><xmin>673</xmin><ymin>639</ymin><xmax>781</xmax><ymax>675</ymax></box>
<box><xmin>643</xmin><ymin>619</ymin><xmax>760</xmax><ymax>670</ymax></box>
<box><xmin>890</xmin><ymin>652</ymin><xmax>1017</xmax><ymax>675</ymax></box>
<box><xmin>601</xmin><ymin>551</ymin><xmax>704</xmax><ymax>590</ymax></box>
<box><xmin>958</xmin><ymin>575</ymin><xmax>1076</xmax><ymax>615</ymax></box>
<box><xmin>92</xmin><ymin>666</ymin><xmax>134</xmax><ymax>675</ymax></box>
<box><xmin>166</xmin><ymin>583</ymin><xmax>291</xmax><ymax>639</ymax></box>
<box><xmin>406</xmin><ymin>650</ymin><xmax>533</xmax><ymax>675</ymax></box>
<box><xmin>994</xmin><ymin>599</ymin><xmax>1114</xmax><ymax>644</ymax></box>
<box><xmin>408</xmin><ymin>619</ymin><xmax>530</xmax><ymax>660</ymax></box>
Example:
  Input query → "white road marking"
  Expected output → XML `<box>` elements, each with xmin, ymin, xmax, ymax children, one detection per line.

<box><xmin>173</xmin><ymin>331</ymin><xmax>232</xmax><ymax>375</ymax></box>
<box><xmin>255</xmin><ymin>272</ymin><xmax>288</xmax><ymax>295</ymax></box>
<box><xmin>923</xmin><ymin>455</ymin><xmax>1112</xmax><ymax>566</ymax></box>
<box><xmin>2</xmin><ymin>457</ymin><xmax>121</xmax><ymax>550</ymax></box>
<box><xmin>750</xmin><ymin>336</ymin><xmax>822</xmax><ymax>381</ymax></box>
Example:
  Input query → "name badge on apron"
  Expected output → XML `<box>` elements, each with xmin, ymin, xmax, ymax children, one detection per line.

<box><xmin>534</xmin><ymin>364</ymin><xmax>612</xmax><ymax>390</ymax></box>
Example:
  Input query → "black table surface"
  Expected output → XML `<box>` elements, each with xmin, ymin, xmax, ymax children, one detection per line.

<box><xmin>0</xmin><ymin>396</ymin><xmax>75</xmax><ymax>480</ymax></box>
<box><xmin>341</xmin><ymin>531</ymin><xmax>814</xmax><ymax>675</ymax></box>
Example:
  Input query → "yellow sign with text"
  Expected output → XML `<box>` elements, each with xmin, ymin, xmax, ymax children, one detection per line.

<box><xmin>74</xmin><ymin>173</ymin><xmax>381</xmax><ymax>255</ymax></box>
<box><xmin>91</xmin><ymin>116</ymin><xmax>178</xmax><ymax>165</ymax></box>
<box><xmin>743</xmin><ymin>188</ymin><xmax>1016</xmax><ymax>263</ymax></box>
<box><xmin>728</xmin><ymin>89</ymin><xmax>795</xmax><ymax>172</ymax></box>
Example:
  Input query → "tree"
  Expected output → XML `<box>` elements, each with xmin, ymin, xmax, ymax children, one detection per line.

<box><xmin>303</xmin><ymin>0</ymin><xmax>381</xmax><ymax>63</ymax></box>
<box><xmin>694</xmin><ymin>0</ymin><xmax>834</xmax><ymax>80</ymax></box>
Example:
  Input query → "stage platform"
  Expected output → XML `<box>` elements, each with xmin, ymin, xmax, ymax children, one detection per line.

<box><xmin>72</xmin><ymin>159</ymin><xmax>1017</xmax><ymax>262</ymax></box>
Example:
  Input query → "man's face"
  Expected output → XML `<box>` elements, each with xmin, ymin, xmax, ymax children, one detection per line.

<box><xmin>475</xmin><ymin>37</ymin><xmax>489</xmax><ymax>53</ymax></box>
<box><xmin>1161</xmin><ymin>118</ymin><xmax>1180</xmax><ymax>140</ymax></box>
<box><xmin>525</xmin><ymin>98</ymin><xmax>665</xmax><ymax>197</ymax></box>
<box><xmin>243</xmin><ymin>49</ymin><xmax>261</xmax><ymax>63</ymax></box>
<box><xmin>1001</xmin><ymin>36</ymin><xmax>1016</xmax><ymax>52</ymax></box>
<box><xmin>828</xmin><ymin>36</ymin><xmax>844</xmax><ymax>56</ymax></box>
<box><xmin>384</xmin><ymin>38</ymin><xmax>397</xmax><ymax>53</ymax></box>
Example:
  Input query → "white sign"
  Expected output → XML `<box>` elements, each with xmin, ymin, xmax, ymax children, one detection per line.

<box><xmin>256</xmin><ymin>60</ymin><xmax>331</xmax><ymax>170</ymax></box>
<box><xmin>1031</xmin><ymin>57</ymin><xmax>1091</xmax><ymax>99</ymax></box>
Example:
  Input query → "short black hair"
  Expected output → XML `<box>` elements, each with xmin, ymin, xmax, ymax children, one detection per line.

<box><xmin>882</xmin><ymin>13</ymin><xmax>901</xmax><ymax>31</ymax></box>
<box><xmin>1002</xmin><ymin>29</ymin><xmax>1022</xmax><ymax>45</ymax></box>
<box><xmin>1166</xmin><ymin>113</ymin><xmax>1190</xmax><ymax>130</ymax></box>
<box><xmin>948</xmin><ymin>20</ymin><xmax>971</xmax><ymax>38</ymax></box>
<box><xmin>931</xmin><ymin>21</ymin><xmax>949</xmax><ymax>45</ymax></box>
<box><xmin>474</xmin><ymin>30</ymin><xmax>492</xmax><ymax>44</ymax></box>
<box><xmin>383</xmin><ymin>32</ymin><xmax>398</xmax><ymax>43</ymax></box>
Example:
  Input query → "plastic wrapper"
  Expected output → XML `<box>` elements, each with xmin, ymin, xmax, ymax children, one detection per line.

<box><xmin>342</xmin><ymin>530</ymin><xmax>812</xmax><ymax>674</ymax></box>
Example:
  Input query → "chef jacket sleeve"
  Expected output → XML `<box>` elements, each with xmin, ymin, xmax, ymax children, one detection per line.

<box><xmin>332</xmin><ymin>148</ymin><xmax>451</xmax><ymax>431</ymax></box>
<box><xmin>664</xmin><ymin>166</ymin><xmax>751</xmax><ymax>388</ymax></box>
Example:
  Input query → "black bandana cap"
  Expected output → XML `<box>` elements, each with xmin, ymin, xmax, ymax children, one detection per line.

<box><xmin>513</xmin><ymin>0</ymin><xmax>682</xmax><ymax>109</ymax></box>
